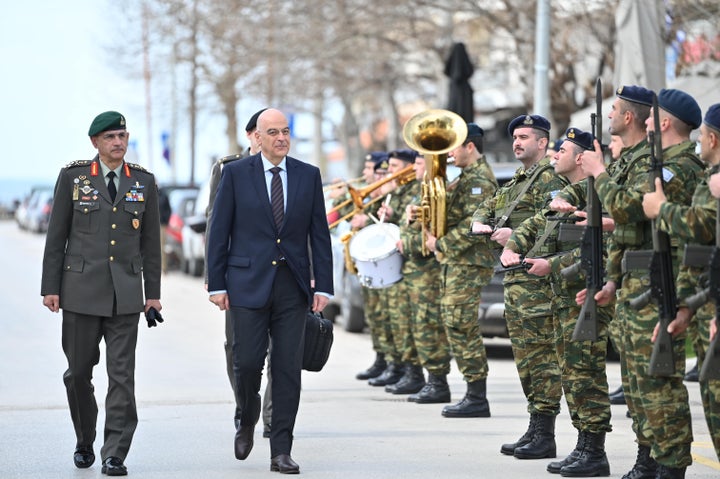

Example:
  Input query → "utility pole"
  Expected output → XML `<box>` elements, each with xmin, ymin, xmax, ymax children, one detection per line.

<box><xmin>142</xmin><ymin>1</ymin><xmax>154</xmax><ymax>171</ymax></box>
<box><xmin>533</xmin><ymin>0</ymin><xmax>551</xmax><ymax>120</ymax></box>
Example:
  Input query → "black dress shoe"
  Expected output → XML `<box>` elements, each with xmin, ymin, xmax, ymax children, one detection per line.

<box><xmin>234</xmin><ymin>425</ymin><xmax>255</xmax><ymax>460</ymax></box>
<box><xmin>684</xmin><ymin>362</ymin><xmax>699</xmax><ymax>382</ymax></box>
<box><xmin>271</xmin><ymin>454</ymin><xmax>300</xmax><ymax>474</ymax></box>
<box><xmin>101</xmin><ymin>457</ymin><xmax>127</xmax><ymax>476</ymax></box>
<box><xmin>73</xmin><ymin>446</ymin><xmax>95</xmax><ymax>469</ymax></box>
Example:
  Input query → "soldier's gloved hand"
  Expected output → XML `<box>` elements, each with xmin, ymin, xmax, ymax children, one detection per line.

<box><xmin>145</xmin><ymin>307</ymin><xmax>164</xmax><ymax>328</ymax></box>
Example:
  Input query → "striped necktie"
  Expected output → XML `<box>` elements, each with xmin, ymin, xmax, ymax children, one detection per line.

<box><xmin>270</xmin><ymin>167</ymin><xmax>284</xmax><ymax>228</ymax></box>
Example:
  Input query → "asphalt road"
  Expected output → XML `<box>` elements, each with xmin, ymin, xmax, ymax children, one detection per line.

<box><xmin>0</xmin><ymin>220</ymin><xmax>717</xmax><ymax>478</ymax></box>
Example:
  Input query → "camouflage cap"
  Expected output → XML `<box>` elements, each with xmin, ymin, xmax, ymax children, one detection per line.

<box><xmin>88</xmin><ymin>111</ymin><xmax>126</xmax><ymax>137</ymax></box>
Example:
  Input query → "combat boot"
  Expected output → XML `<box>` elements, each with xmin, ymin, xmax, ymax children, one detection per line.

<box><xmin>385</xmin><ymin>364</ymin><xmax>425</xmax><ymax>394</ymax></box>
<box><xmin>501</xmin><ymin>414</ymin><xmax>538</xmax><ymax>455</ymax></box>
<box><xmin>513</xmin><ymin>413</ymin><xmax>556</xmax><ymax>459</ymax></box>
<box><xmin>368</xmin><ymin>362</ymin><xmax>403</xmax><ymax>387</ymax></box>
<box><xmin>410</xmin><ymin>373</ymin><xmax>451</xmax><ymax>404</ymax></box>
<box><xmin>621</xmin><ymin>445</ymin><xmax>657</xmax><ymax>479</ymax></box>
<box><xmin>560</xmin><ymin>432</ymin><xmax>610</xmax><ymax>477</ymax></box>
<box><xmin>655</xmin><ymin>465</ymin><xmax>685</xmax><ymax>479</ymax></box>
<box><xmin>441</xmin><ymin>379</ymin><xmax>490</xmax><ymax>418</ymax></box>
<box><xmin>356</xmin><ymin>353</ymin><xmax>387</xmax><ymax>380</ymax></box>
<box><xmin>608</xmin><ymin>386</ymin><xmax>626</xmax><ymax>405</ymax></box>
<box><xmin>547</xmin><ymin>430</ymin><xmax>587</xmax><ymax>474</ymax></box>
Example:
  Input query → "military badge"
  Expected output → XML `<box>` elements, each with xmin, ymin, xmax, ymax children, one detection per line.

<box><xmin>132</xmin><ymin>219</ymin><xmax>140</xmax><ymax>230</ymax></box>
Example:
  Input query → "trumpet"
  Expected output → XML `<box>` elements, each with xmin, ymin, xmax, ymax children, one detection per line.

<box><xmin>402</xmin><ymin>109</ymin><xmax>467</xmax><ymax>256</ymax></box>
<box><xmin>326</xmin><ymin>163</ymin><xmax>415</xmax><ymax>224</ymax></box>
<box><xmin>323</xmin><ymin>176</ymin><xmax>364</xmax><ymax>192</ymax></box>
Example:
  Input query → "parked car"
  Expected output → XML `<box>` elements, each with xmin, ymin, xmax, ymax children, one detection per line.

<box><xmin>164</xmin><ymin>187</ymin><xmax>199</xmax><ymax>271</ymax></box>
<box><xmin>24</xmin><ymin>188</ymin><xmax>54</xmax><ymax>233</ymax></box>
<box><xmin>16</xmin><ymin>185</ymin><xmax>54</xmax><ymax>232</ymax></box>
<box><xmin>181</xmin><ymin>180</ymin><xmax>211</xmax><ymax>277</ymax></box>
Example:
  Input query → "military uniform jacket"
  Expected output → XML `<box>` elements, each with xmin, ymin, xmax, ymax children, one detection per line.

<box><xmin>436</xmin><ymin>158</ymin><xmax>498</xmax><ymax>266</ymax></box>
<box><xmin>41</xmin><ymin>156</ymin><xmax>162</xmax><ymax>317</ymax></box>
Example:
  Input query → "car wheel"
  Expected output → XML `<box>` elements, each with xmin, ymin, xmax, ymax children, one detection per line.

<box><xmin>323</xmin><ymin>303</ymin><xmax>341</xmax><ymax>323</ymax></box>
<box><xmin>340</xmin><ymin>272</ymin><xmax>365</xmax><ymax>333</ymax></box>
<box><xmin>188</xmin><ymin>258</ymin><xmax>204</xmax><ymax>277</ymax></box>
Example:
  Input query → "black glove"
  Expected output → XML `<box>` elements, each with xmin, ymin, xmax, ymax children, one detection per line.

<box><xmin>145</xmin><ymin>307</ymin><xmax>164</xmax><ymax>328</ymax></box>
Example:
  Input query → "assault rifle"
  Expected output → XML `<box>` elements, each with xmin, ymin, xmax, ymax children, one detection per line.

<box><xmin>683</xmin><ymin>198</ymin><xmax>720</xmax><ymax>381</ymax></box>
<box><xmin>563</xmin><ymin>78</ymin><xmax>605</xmax><ymax>341</ymax></box>
<box><xmin>628</xmin><ymin>94</ymin><xmax>677</xmax><ymax>376</ymax></box>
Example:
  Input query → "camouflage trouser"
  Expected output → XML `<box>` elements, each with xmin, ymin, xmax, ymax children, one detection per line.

<box><xmin>387</xmin><ymin>278</ymin><xmax>419</xmax><ymax>365</ymax></box>
<box><xmin>618</xmin><ymin>272</ymin><xmax>692</xmax><ymax>467</ymax></box>
<box><xmin>694</xmin><ymin>302</ymin><xmax>720</xmax><ymax>460</ymax></box>
<box><xmin>440</xmin><ymin>264</ymin><xmax>493</xmax><ymax>382</ymax></box>
<box><xmin>374</xmin><ymin>287</ymin><xmax>400</xmax><ymax>362</ymax></box>
<box><xmin>551</xmin><ymin>282</ymin><xmax>612</xmax><ymax>433</ymax></box>
<box><xmin>361</xmin><ymin>286</ymin><xmax>382</xmax><ymax>353</ymax></box>
<box><xmin>505</xmin><ymin>278</ymin><xmax>562</xmax><ymax>416</ymax></box>
<box><xmin>407</xmin><ymin>261</ymin><xmax>450</xmax><ymax>376</ymax></box>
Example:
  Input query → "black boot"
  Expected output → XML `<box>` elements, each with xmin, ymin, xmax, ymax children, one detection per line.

<box><xmin>501</xmin><ymin>414</ymin><xmax>538</xmax><ymax>455</ymax></box>
<box><xmin>385</xmin><ymin>364</ymin><xmax>425</xmax><ymax>394</ymax></box>
<box><xmin>621</xmin><ymin>445</ymin><xmax>657</xmax><ymax>479</ymax></box>
<box><xmin>560</xmin><ymin>432</ymin><xmax>610</xmax><ymax>477</ymax></box>
<box><xmin>356</xmin><ymin>353</ymin><xmax>387</xmax><ymax>380</ymax></box>
<box><xmin>513</xmin><ymin>414</ymin><xmax>556</xmax><ymax>459</ymax></box>
<box><xmin>683</xmin><ymin>362</ymin><xmax>698</xmax><ymax>382</ymax></box>
<box><xmin>441</xmin><ymin>379</ymin><xmax>490</xmax><ymax>418</ymax></box>
<box><xmin>609</xmin><ymin>386</ymin><xmax>626</xmax><ymax>405</ymax></box>
<box><xmin>368</xmin><ymin>362</ymin><xmax>403</xmax><ymax>386</ymax></box>
<box><xmin>655</xmin><ymin>465</ymin><xmax>686</xmax><ymax>479</ymax></box>
<box><xmin>410</xmin><ymin>373</ymin><xmax>451</xmax><ymax>403</ymax></box>
<box><xmin>547</xmin><ymin>431</ymin><xmax>587</xmax><ymax>474</ymax></box>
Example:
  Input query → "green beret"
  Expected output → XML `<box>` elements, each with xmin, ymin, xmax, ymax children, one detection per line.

<box><xmin>88</xmin><ymin>111</ymin><xmax>126</xmax><ymax>137</ymax></box>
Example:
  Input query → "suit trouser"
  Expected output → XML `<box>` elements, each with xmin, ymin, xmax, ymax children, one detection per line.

<box><xmin>230</xmin><ymin>264</ymin><xmax>306</xmax><ymax>457</ymax></box>
<box><xmin>224</xmin><ymin>311</ymin><xmax>272</xmax><ymax>429</ymax></box>
<box><xmin>61</xmin><ymin>310</ymin><xmax>139</xmax><ymax>461</ymax></box>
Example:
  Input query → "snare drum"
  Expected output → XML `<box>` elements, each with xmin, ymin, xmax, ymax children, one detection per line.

<box><xmin>348</xmin><ymin>223</ymin><xmax>403</xmax><ymax>289</ymax></box>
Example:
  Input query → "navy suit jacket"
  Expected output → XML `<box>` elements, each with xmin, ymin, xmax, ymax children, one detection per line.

<box><xmin>206</xmin><ymin>153</ymin><xmax>333</xmax><ymax>309</ymax></box>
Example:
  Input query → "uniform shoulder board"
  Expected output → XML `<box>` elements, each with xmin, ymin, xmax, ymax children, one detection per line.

<box><xmin>64</xmin><ymin>160</ymin><xmax>92</xmax><ymax>169</ymax></box>
<box><xmin>127</xmin><ymin>162</ymin><xmax>152</xmax><ymax>174</ymax></box>
<box><xmin>219</xmin><ymin>154</ymin><xmax>243</xmax><ymax>165</ymax></box>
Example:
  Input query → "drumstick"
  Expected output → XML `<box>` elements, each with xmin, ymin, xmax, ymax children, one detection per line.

<box><xmin>379</xmin><ymin>194</ymin><xmax>392</xmax><ymax>224</ymax></box>
<box><xmin>367</xmin><ymin>212</ymin><xmax>380</xmax><ymax>224</ymax></box>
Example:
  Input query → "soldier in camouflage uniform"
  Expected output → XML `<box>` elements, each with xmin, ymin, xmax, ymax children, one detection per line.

<box><xmin>642</xmin><ymin>103</ymin><xmax>720</xmax><ymax>462</ymax></box>
<box><xmin>424</xmin><ymin>123</ymin><xmax>499</xmax><ymax>417</ymax></box>
<box><xmin>503</xmin><ymin>128</ymin><xmax>613</xmax><ymax>476</ymax></box>
<box><xmin>398</xmin><ymin>155</ymin><xmax>452</xmax><ymax>404</ymax></box>
<box><xmin>367</xmin><ymin>151</ymin><xmax>422</xmax><ymax>389</ymax></box>
<box><xmin>471</xmin><ymin>114</ymin><xmax>565</xmax><ymax>459</ymax></box>
<box><xmin>375</xmin><ymin>149</ymin><xmax>426</xmax><ymax>395</ymax></box>
<box><xmin>579</xmin><ymin>88</ymin><xmax>705</xmax><ymax>479</ymax></box>
<box><xmin>351</xmin><ymin>153</ymin><xmax>395</xmax><ymax>380</ymax></box>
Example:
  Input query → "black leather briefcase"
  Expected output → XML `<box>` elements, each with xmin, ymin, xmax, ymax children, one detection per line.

<box><xmin>303</xmin><ymin>311</ymin><xmax>333</xmax><ymax>372</ymax></box>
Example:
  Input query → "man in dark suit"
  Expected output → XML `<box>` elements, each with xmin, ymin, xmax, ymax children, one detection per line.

<box><xmin>41</xmin><ymin>111</ymin><xmax>162</xmax><ymax>476</ymax></box>
<box><xmin>207</xmin><ymin>108</ymin><xmax>333</xmax><ymax>474</ymax></box>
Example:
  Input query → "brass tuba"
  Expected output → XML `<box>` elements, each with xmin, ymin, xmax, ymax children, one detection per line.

<box><xmin>402</xmin><ymin>109</ymin><xmax>467</xmax><ymax>256</ymax></box>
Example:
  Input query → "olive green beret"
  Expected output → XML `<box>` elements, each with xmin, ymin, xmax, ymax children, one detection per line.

<box><xmin>88</xmin><ymin>111</ymin><xmax>126</xmax><ymax>136</ymax></box>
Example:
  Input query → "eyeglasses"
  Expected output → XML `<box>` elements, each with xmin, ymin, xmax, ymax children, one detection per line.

<box><xmin>101</xmin><ymin>132</ymin><xmax>128</xmax><ymax>141</ymax></box>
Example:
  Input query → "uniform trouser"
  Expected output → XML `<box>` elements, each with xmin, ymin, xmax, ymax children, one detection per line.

<box><xmin>225</xmin><ymin>311</ymin><xmax>272</xmax><ymax>429</ymax></box>
<box><xmin>375</xmin><ymin>285</ymin><xmax>400</xmax><ymax>363</ymax></box>
<box><xmin>62</xmin><ymin>310</ymin><xmax>139</xmax><ymax>461</ymax></box>
<box><xmin>552</xmin><ymin>289</ymin><xmax>612</xmax><ymax>433</ymax></box>
<box><xmin>230</xmin><ymin>265</ymin><xmax>306</xmax><ymax>457</ymax></box>
<box><xmin>618</xmin><ymin>273</ymin><xmax>692</xmax><ymax>467</ymax></box>
<box><xmin>407</xmin><ymin>263</ymin><xmax>449</xmax><ymax>376</ymax></box>
<box><xmin>361</xmin><ymin>286</ymin><xmax>383</xmax><ymax>353</ymax></box>
<box><xmin>440</xmin><ymin>264</ymin><xmax>493</xmax><ymax>382</ymax></box>
<box><xmin>504</xmin><ymin>279</ymin><xmax>562</xmax><ymax>416</ymax></box>
<box><xmin>693</xmin><ymin>303</ymin><xmax>720</xmax><ymax>460</ymax></box>
<box><xmin>387</xmin><ymin>279</ymin><xmax>420</xmax><ymax>365</ymax></box>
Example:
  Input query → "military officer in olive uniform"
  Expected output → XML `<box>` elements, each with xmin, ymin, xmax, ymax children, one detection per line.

<box><xmin>41</xmin><ymin>111</ymin><xmax>162</xmax><ymax>477</ymax></box>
